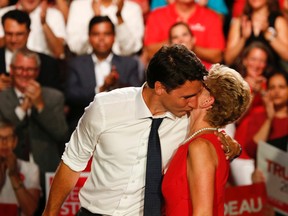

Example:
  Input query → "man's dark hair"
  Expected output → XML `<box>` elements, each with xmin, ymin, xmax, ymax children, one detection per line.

<box><xmin>146</xmin><ymin>44</ymin><xmax>208</xmax><ymax>92</ymax></box>
<box><xmin>1</xmin><ymin>9</ymin><xmax>31</xmax><ymax>30</ymax></box>
<box><xmin>267</xmin><ymin>69</ymin><xmax>288</xmax><ymax>87</ymax></box>
<box><xmin>0</xmin><ymin>119</ymin><xmax>15</xmax><ymax>132</ymax></box>
<box><xmin>88</xmin><ymin>15</ymin><xmax>115</xmax><ymax>34</ymax></box>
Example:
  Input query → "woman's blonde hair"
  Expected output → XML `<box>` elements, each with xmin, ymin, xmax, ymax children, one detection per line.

<box><xmin>203</xmin><ymin>64</ymin><xmax>251</xmax><ymax>128</ymax></box>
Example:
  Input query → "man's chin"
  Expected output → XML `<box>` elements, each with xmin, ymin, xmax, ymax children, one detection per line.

<box><xmin>176</xmin><ymin>111</ymin><xmax>190</xmax><ymax>118</ymax></box>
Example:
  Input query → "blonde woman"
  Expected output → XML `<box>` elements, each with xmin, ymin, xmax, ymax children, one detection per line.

<box><xmin>162</xmin><ymin>64</ymin><xmax>251</xmax><ymax>215</ymax></box>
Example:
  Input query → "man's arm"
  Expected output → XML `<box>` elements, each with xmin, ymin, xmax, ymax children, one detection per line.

<box><xmin>114</xmin><ymin>0</ymin><xmax>144</xmax><ymax>55</ymax></box>
<box><xmin>41</xmin><ymin>1</ymin><xmax>65</xmax><ymax>59</ymax></box>
<box><xmin>216</xmin><ymin>131</ymin><xmax>242</xmax><ymax>161</ymax></box>
<box><xmin>0</xmin><ymin>74</ymin><xmax>12</xmax><ymax>92</ymax></box>
<box><xmin>42</xmin><ymin>161</ymin><xmax>81</xmax><ymax>216</ymax></box>
<box><xmin>193</xmin><ymin>46</ymin><xmax>223</xmax><ymax>64</ymax></box>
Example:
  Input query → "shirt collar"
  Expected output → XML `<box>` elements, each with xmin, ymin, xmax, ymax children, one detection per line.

<box><xmin>14</xmin><ymin>88</ymin><xmax>24</xmax><ymax>99</ymax></box>
<box><xmin>135</xmin><ymin>83</ymin><xmax>180</xmax><ymax>121</ymax></box>
<box><xmin>92</xmin><ymin>53</ymin><xmax>113</xmax><ymax>65</ymax></box>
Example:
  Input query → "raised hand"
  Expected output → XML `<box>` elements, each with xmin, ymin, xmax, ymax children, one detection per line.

<box><xmin>92</xmin><ymin>0</ymin><xmax>102</xmax><ymax>16</ymax></box>
<box><xmin>24</xmin><ymin>80</ymin><xmax>44</xmax><ymax>112</ymax></box>
<box><xmin>99</xmin><ymin>65</ymin><xmax>119</xmax><ymax>92</ymax></box>
<box><xmin>0</xmin><ymin>157</ymin><xmax>7</xmax><ymax>191</ymax></box>
<box><xmin>5</xmin><ymin>151</ymin><xmax>18</xmax><ymax>177</ymax></box>
<box><xmin>241</xmin><ymin>16</ymin><xmax>253</xmax><ymax>39</ymax></box>
<box><xmin>115</xmin><ymin>0</ymin><xmax>124</xmax><ymax>16</ymax></box>
<box><xmin>0</xmin><ymin>74</ymin><xmax>12</xmax><ymax>91</ymax></box>
<box><xmin>245</xmin><ymin>75</ymin><xmax>266</xmax><ymax>94</ymax></box>
<box><xmin>40</xmin><ymin>0</ymin><xmax>48</xmax><ymax>25</ymax></box>
<box><xmin>262</xmin><ymin>91</ymin><xmax>275</xmax><ymax>120</ymax></box>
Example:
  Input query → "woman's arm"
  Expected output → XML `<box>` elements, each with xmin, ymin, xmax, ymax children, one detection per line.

<box><xmin>264</xmin><ymin>16</ymin><xmax>288</xmax><ymax>61</ymax></box>
<box><xmin>55</xmin><ymin>0</ymin><xmax>70</xmax><ymax>23</ymax></box>
<box><xmin>253</xmin><ymin>92</ymin><xmax>275</xmax><ymax>144</ymax></box>
<box><xmin>187</xmin><ymin>138</ymin><xmax>218</xmax><ymax>216</ymax></box>
<box><xmin>224</xmin><ymin>17</ymin><xmax>250</xmax><ymax>65</ymax></box>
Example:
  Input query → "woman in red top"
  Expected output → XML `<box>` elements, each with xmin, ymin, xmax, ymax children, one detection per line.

<box><xmin>230</xmin><ymin>42</ymin><xmax>273</xmax><ymax>186</ymax></box>
<box><xmin>247</xmin><ymin>70</ymin><xmax>288</xmax><ymax>159</ymax></box>
<box><xmin>162</xmin><ymin>64</ymin><xmax>251</xmax><ymax>215</ymax></box>
<box><xmin>250</xmin><ymin>70</ymin><xmax>288</xmax><ymax>216</ymax></box>
<box><xmin>225</xmin><ymin>0</ymin><xmax>288</xmax><ymax>66</ymax></box>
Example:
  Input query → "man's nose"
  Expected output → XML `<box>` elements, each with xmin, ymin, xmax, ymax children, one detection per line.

<box><xmin>186</xmin><ymin>98</ymin><xmax>194</xmax><ymax>108</ymax></box>
<box><xmin>11</xmin><ymin>34</ymin><xmax>18</xmax><ymax>42</ymax></box>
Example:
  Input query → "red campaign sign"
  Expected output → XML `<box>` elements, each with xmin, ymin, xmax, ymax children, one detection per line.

<box><xmin>224</xmin><ymin>183</ymin><xmax>268</xmax><ymax>216</ymax></box>
<box><xmin>0</xmin><ymin>203</ymin><xmax>18</xmax><ymax>216</ymax></box>
<box><xmin>46</xmin><ymin>172</ymin><xmax>89</xmax><ymax>216</ymax></box>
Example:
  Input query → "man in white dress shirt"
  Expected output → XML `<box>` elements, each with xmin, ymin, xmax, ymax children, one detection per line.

<box><xmin>0</xmin><ymin>0</ymin><xmax>66</xmax><ymax>59</ymax></box>
<box><xmin>66</xmin><ymin>0</ymin><xmax>144</xmax><ymax>56</ymax></box>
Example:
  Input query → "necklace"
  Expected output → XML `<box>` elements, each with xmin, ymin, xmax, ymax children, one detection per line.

<box><xmin>183</xmin><ymin>127</ymin><xmax>218</xmax><ymax>143</ymax></box>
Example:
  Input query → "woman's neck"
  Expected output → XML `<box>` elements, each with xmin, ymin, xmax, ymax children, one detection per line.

<box><xmin>275</xmin><ymin>104</ymin><xmax>288</xmax><ymax>118</ymax></box>
<box><xmin>188</xmin><ymin>113</ymin><xmax>213</xmax><ymax>135</ymax></box>
<box><xmin>252</xmin><ymin>6</ymin><xmax>269</xmax><ymax>18</ymax></box>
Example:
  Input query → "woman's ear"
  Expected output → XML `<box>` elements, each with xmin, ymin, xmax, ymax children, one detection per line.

<box><xmin>199</xmin><ymin>95</ymin><xmax>214</xmax><ymax>109</ymax></box>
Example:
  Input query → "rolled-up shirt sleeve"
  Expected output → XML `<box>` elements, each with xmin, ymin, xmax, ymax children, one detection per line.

<box><xmin>62</xmin><ymin>97</ymin><xmax>104</xmax><ymax>171</ymax></box>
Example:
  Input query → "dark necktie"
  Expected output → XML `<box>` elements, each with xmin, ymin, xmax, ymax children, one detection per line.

<box><xmin>18</xmin><ymin>96</ymin><xmax>30</xmax><ymax>161</ymax></box>
<box><xmin>144</xmin><ymin>118</ymin><xmax>164</xmax><ymax>216</ymax></box>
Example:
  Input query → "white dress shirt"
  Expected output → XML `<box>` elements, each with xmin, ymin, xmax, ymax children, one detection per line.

<box><xmin>62</xmin><ymin>85</ymin><xmax>190</xmax><ymax>215</ymax></box>
<box><xmin>92</xmin><ymin>53</ymin><xmax>113</xmax><ymax>93</ymax></box>
<box><xmin>4</xmin><ymin>48</ymin><xmax>13</xmax><ymax>73</ymax></box>
<box><xmin>66</xmin><ymin>0</ymin><xmax>144</xmax><ymax>56</ymax></box>
<box><xmin>0</xmin><ymin>5</ymin><xmax>66</xmax><ymax>57</ymax></box>
<box><xmin>14</xmin><ymin>88</ymin><xmax>29</xmax><ymax>121</ymax></box>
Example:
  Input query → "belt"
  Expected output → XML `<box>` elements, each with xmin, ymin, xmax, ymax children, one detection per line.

<box><xmin>76</xmin><ymin>207</ymin><xmax>102</xmax><ymax>216</ymax></box>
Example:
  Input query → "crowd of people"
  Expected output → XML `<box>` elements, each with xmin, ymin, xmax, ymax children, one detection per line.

<box><xmin>0</xmin><ymin>0</ymin><xmax>287</xmax><ymax>215</ymax></box>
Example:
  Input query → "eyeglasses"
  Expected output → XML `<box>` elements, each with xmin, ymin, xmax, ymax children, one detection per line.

<box><xmin>11</xmin><ymin>65</ymin><xmax>38</xmax><ymax>74</ymax></box>
<box><xmin>0</xmin><ymin>134</ymin><xmax>15</xmax><ymax>143</ymax></box>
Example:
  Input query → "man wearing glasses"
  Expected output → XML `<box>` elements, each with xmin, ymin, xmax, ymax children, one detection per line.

<box><xmin>0</xmin><ymin>120</ymin><xmax>41</xmax><ymax>216</ymax></box>
<box><xmin>0</xmin><ymin>48</ymin><xmax>68</xmax><ymax>214</ymax></box>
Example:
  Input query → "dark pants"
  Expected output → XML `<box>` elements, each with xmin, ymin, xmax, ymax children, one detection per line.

<box><xmin>75</xmin><ymin>207</ymin><xmax>102</xmax><ymax>216</ymax></box>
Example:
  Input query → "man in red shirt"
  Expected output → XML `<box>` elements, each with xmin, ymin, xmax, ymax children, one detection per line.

<box><xmin>144</xmin><ymin>0</ymin><xmax>225</xmax><ymax>69</ymax></box>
